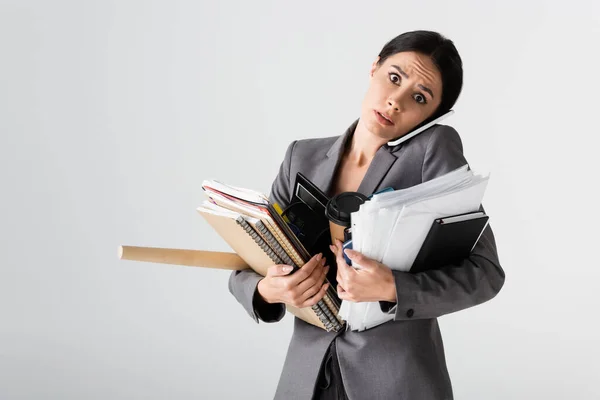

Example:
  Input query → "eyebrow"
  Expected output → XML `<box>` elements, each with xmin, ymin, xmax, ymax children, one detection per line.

<box><xmin>390</xmin><ymin>64</ymin><xmax>435</xmax><ymax>100</ymax></box>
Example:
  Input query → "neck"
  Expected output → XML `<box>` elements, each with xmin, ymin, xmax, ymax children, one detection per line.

<box><xmin>345</xmin><ymin>118</ymin><xmax>388</xmax><ymax>166</ymax></box>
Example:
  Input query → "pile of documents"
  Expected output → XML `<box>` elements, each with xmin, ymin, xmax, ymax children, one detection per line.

<box><xmin>198</xmin><ymin>180</ymin><xmax>344</xmax><ymax>332</ymax></box>
<box><xmin>340</xmin><ymin>164</ymin><xmax>490</xmax><ymax>331</ymax></box>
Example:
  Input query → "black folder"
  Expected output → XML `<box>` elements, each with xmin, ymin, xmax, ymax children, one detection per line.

<box><xmin>410</xmin><ymin>211</ymin><xmax>490</xmax><ymax>273</ymax></box>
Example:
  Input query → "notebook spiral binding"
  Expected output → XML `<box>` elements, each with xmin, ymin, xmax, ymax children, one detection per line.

<box><xmin>262</xmin><ymin>219</ymin><xmax>305</xmax><ymax>267</ymax></box>
<box><xmin>254</xmin><ymin>221</ymin><xmax>297</xmax><ymax>268</ymax></box>
<box><xmin>236</xmin><ymin>217</ymin><xmax>342</xmax><ymax>332</ymax></box>
<box><xmin>254</xmin><ymin>220</ymin><xmax>343</xmax><ymax>330</ymax></box>
<box><xmin>255</xmin><ymin>220</ymin><xmax>344</xmax><ymax>329</ymax></box>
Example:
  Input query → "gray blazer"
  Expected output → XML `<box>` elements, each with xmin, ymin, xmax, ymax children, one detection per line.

<box><xmin>229</xmin><ymin>120</ymin><xmax>506</xmax><ymax>400</ymax></box>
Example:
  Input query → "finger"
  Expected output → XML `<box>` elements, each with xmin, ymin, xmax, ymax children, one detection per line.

<box><xmin>336</xmin><ymin>284</ymin><xmax>355</xmax><ymax>302</ymax></box>
<box><xmin>329</xmin><ymin>244</ymin><xmax>339</xmax><ymax>254</ymax></box>
<box><xmin>288</xmin><ymin>253</ymin><xmax>323</xmax><ymax>285</ymax></box>
<box><xmin>337</xmin><ymin>289</ymin><xmax>352</xmax><ymax>302</ymax></box>
<box><xmin>267</xmin><ymin>264</ymin><xmax>294</xmax><ymax>277</ymax></box>
<box><xmin>336</xmin><ymin>265</ymin><xmax>348</xmax><ymax>287</ymax></box>
<box><xmin>333</xmin><ymin>240</ymin><xmax>347</xmax><ymax>262</ymax></box>
<box><xmin>330</xmin><ymin>242</ymin><xmax>354</xmax><ymax>283</ymax></box>
<box><xmin>296</xmin><ymin>258</ymin><xmax>327</xmax><ymax>294</ymax></box>
<box><xmin>301</xmin><ymin>282</ymin><xmax>330</xmax><ymax>308</ymax></box>
<box><xmin>298</xmin><ymin>280</ymin><xmax>322</xmax><ymax>304</ymax></box>
<box><xmin>289</xmin><ymin>257</ymin><xmax>326</xmax><ymax>300</ymax></box>
<box><xmin>344</xmin><ymin>249</ymin><xmax>373</xmax><ymax>270</ymax></box>
<box><xmin>336</xmin><ymin>251</ymin><xmax>354</xmax><ymax>282</ymax></box>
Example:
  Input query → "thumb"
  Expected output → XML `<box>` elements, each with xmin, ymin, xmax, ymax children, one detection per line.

<box><xmin>344</xmin><ymin>249</ymin><xmax>373</xmax><ymax>269</ymax></box>
<box><xmin>268</xmin><ymin>264</ymin><xmax>294</xmax><ymax>277</ymax></box>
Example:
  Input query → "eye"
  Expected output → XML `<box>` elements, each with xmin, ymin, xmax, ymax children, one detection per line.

<box><xmin>413</xmin><ymin>93</ymin><xmax>427</xmax><ymax>105</ymax></box>
<box><xmin>388</xmin><ymin>72</ymin><xmax>401</xmax><ymax>85</ymax></box>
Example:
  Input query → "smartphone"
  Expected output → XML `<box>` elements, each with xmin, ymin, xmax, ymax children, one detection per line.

<box><xmin>386</xmin><ymin>109</ymin><xmax>455</xmax><ymax>147</ymax></box>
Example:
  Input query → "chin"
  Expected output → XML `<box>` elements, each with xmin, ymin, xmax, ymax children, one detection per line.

<box><xmin>364</xmin><ymin>118</ymin><xmax>397</xmax><ymax>141</ymax></box>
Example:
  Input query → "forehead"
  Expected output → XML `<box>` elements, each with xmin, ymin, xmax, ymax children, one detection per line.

<box><xmin>381</xmin><ymin>51</ymin><xmax>442</xmax><ymax>90</ymax></box>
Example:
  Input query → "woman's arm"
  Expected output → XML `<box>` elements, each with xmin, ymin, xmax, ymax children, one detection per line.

<box><xmin>227</xmin><ymin>141</ymin><xmax>297</xmax><ymax>323</ymax></box>
<box><xmin>380</xmin><ymin>125</ymin><xmax>506</xmax><ymax>320</ymax></box>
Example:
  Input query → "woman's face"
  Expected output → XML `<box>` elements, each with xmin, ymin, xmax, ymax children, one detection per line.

<box><xmin>360</xmin><ymin>51</ymin><xmax>443</xmax><ymax>142</ymax></box>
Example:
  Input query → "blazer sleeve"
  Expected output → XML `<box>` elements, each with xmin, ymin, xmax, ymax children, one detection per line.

<box><xmin>380</xmin><ymin>125</ymin><xmax>506</xmax><ymax>320</ymax></box>
<box><xmin>227</xmin><ymin>140</ymin><xmax>297</xmax><ymax>323</ymax></box>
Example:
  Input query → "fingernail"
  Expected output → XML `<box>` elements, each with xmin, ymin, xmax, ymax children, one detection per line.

<box><xmin>316</xmin><ymin>253</ymin><xmax>322</xmax><ymax>261</ymax></box>
<box><xmin>282</xmin><ymin>266</ymin><xmax>292</xmax><ymax>272</ymax></box>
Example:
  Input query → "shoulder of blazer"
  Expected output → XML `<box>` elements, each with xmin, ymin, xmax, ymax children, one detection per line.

<box><xmin>423</xmin><ymin>123</ymin><xmax>463</xmax><ymax>148</ymax></box>
<box><xmin>287</xmin><ymin>135</ymin><xmax>340</xmax><ymax>166</ymax></box>
<box><xmin>416</xmin><ymin>124</ymin><xmax>467</xmax><ymax>182</ymax></box>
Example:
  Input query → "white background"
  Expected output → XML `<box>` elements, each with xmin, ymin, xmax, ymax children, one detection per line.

<box><xmin>1</xmin><ymin>1</ymin><xmax>599</xmax><ymax>399</ymax></box>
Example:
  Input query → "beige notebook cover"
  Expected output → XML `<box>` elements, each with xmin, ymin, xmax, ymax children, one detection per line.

<box><xmin>204</xmin><ymin>193</ymin><xmax>306</xmax><ymax>267</ymax></box>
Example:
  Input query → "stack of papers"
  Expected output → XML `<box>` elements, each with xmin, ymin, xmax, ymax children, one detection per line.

<box><xmin>339</xmin><ymin>165</ymin><xmax>490</xmax><ymax>331</ymax></box>
<box><xmin>202</xmin><ymin>180</ymin><xmax>270</xmax><ymax>205</ymax></box>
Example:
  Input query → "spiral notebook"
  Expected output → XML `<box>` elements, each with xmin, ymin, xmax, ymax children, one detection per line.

<box><xmin>197</xmin><ymin>194</ymin><xmax>343</xmax><ymax>332</ymax></box>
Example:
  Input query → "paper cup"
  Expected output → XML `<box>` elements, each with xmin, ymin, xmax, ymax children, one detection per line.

<box><xmin>325</xmin><ymin>192</ymin><xmax>369</xmax><ymax>245</ymax></box>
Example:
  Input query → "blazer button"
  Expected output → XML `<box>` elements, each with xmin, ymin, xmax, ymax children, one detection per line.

<box><xmin>406</xmin><ymin>309</ymin><xmax>414</xmax><ymax>318</ymax></box>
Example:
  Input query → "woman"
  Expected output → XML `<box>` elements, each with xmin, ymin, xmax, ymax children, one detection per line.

<box><xmin>229</xmin><ymin>30</ymin><xmax>505</xmax><ymax>400</ymax></box>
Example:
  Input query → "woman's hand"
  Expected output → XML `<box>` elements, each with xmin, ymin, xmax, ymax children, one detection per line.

<box><xmin>331</xmin><ymin>239</ymin><xmax>397</xmax><ymax>303</ymax></box>
<box><xmin>257</xmin><ymin>253</ymin><xmax>330</xmax><ymax>308</ymax></box>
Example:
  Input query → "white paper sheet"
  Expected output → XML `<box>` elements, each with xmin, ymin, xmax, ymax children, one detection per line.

<box><xmin>339</xmin><ymin>165</ymin><xmax>490</xmax><ymax>331</ymax></box>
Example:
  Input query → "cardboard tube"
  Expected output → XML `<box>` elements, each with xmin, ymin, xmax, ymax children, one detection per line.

<box><xmin>118</xmin><ymin>245</ymin><xmax>249</xmax><ymax>270</ymax></box>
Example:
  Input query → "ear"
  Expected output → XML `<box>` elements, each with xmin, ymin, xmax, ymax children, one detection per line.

<box><xmin>370</xmin><ymin>57</ymin><xmax>380</xmax><ymax>78</ymax></box>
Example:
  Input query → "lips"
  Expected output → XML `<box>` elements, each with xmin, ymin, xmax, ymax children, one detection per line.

<box><xmin>374</xmin><ymin>110</ymin><xmax>394</xmax><ymax>126</ymax></box>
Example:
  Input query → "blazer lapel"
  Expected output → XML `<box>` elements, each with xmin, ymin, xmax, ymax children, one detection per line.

<box><xmin>356</xmin><ymin>147</ymin><xmax>397</xmax><ymax>196</ymax></box>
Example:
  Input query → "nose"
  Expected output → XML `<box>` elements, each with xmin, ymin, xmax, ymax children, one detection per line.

<box><xmin>387</xmin><ymin>88</ymin><xmax>410</xmax><ymax>112</ymax></box>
